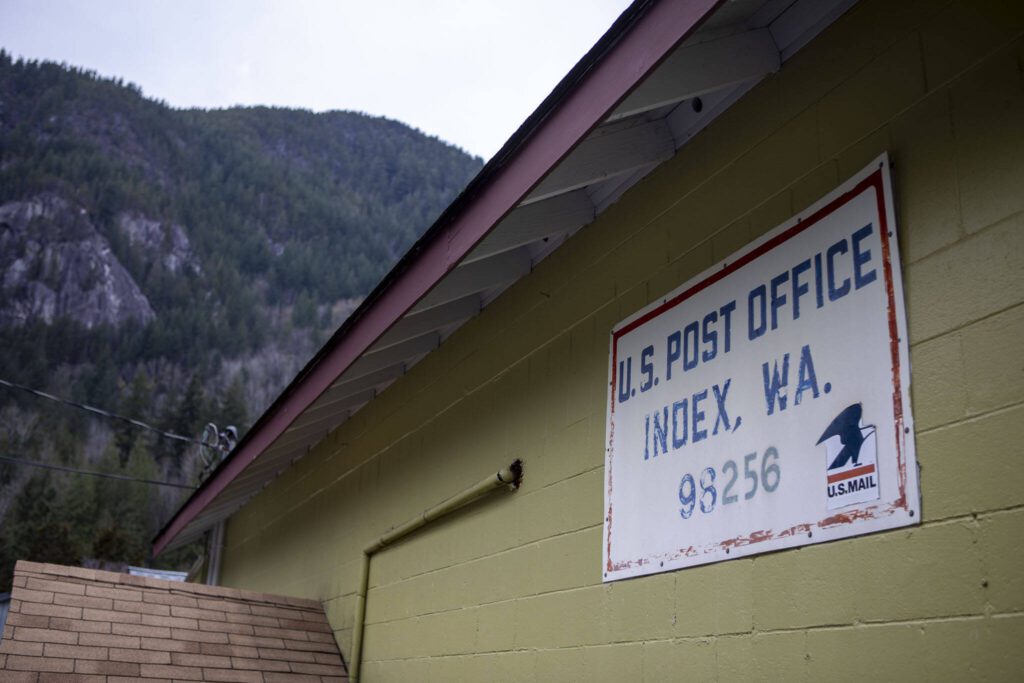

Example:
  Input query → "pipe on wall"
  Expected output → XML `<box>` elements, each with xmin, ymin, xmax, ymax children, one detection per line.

<box><xmin>205</xmin><ymin>521</ymin><xmax>225</xmax><ymax>586</ymax></box>
<box><xmin>349</xmin><ymin>459</ymin><xmax>523</xmax><ymax>682</ymax></box>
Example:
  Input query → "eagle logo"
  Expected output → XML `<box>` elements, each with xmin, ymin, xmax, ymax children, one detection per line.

<box><xmin>817</xmin><ymin>403</ymin><xmax>880</xmax><ymax>510</ymax></box>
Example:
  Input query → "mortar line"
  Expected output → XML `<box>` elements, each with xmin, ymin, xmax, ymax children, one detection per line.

<box><xmin>360</xmin><ymin>608</ymin><xmax>1024</xmax><ymax>665</ymax></box>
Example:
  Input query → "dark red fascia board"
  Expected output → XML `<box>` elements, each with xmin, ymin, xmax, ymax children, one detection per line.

<box><xmin>152</xmin><ymin>0</ymin><xmax>723</xmax><ymax>556</ymax></box>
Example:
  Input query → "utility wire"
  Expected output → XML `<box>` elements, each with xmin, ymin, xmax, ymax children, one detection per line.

<box><xmin>0</xmin><ymin>454</ymin><xmax>196</xmax><ymax>490</ymax></box>
<box><xmin>0</xmin><ymin>377</ymin><xmax>203</xmax><ymax>445</ymax></box>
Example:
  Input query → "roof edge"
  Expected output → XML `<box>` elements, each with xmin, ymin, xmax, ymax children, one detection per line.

<box><xmin>153</xmin><ymin>0</ymin><xmax>722</xmax><ymax>556</ymax></box>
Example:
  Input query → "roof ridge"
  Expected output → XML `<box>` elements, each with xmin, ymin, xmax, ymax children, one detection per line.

<box><xmin>13</xmin><ymin>560</ymin><xmax>323</xmax><ymax>610</ymax></box>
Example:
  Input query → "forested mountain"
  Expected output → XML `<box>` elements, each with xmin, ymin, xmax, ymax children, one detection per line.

<box><xmin>0</xmin><ymin>50</ymin><xmax>483</xmax><ymax>586</ymax></box>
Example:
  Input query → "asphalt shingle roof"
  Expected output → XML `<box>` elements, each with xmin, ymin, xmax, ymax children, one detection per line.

<box><xmin>0</xmin><ymin>560</ymin><xmax>347</xmax><ymax>681</ymax></box>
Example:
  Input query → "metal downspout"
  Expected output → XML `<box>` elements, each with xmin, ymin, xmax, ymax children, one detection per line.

<box><xmin>205</xmin><ymin>521</ymin><xmax>225</xmax><ymax>586</ymax></box>
<box><xmin>349</xmin><ymin>459</ymin><xmax>523</xmax><ymax>682</ymax></box>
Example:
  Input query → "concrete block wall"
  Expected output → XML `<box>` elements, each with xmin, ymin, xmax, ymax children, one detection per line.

<box><xmin>219</xmin><ymin>0</ymin><xmax>1024</xmax><ymax>679</ymax></box>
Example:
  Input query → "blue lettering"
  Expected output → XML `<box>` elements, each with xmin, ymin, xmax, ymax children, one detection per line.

<box><xmin>672</xmin><ymin>399</ymin><xmax>688</xmax><ymax>450</ymax></box>
<box><xmin>640</xmin><ymin>345</ymin><xmax>655</xmax><ymax>392</ymax></box>
<box><xmin>719</xmin><ymin>300</ymin><xmax>736</xmax><ymax>353</ymax></box>
<box><xmin>792</xmin><ymin>259</ymin><xmax>811</xmax><ymax>320</ymax></box>
<box><xmin>761</xmin><ymin>353</ymin><xmax>790</xmax><ymax>415</ymax></box>
<box><xmin>652</xmin><ymin>407</ymin><xmax>669</xmax><ymax>456</ymax></box>
<box><xmin>852</xmin><ymin>223</ymin><xmax>877</xmax><ymax>290</ymax></box>
<box><xmin>814</xmin><ymin>253</ymin><xmax>824</xmax><ymax>309</ymax></box>
<box><xmin>666</xmin><ymin>331</ymin><xmax>681</xmax><ymax>381</ymax></box>
<box><xmin>617</xmin><ymin>357</ymin><xmax>632</xmax><ymax>404</ymax></box>
<box><xmin>644</xmin><ymin>381</ymin><xmax>738</xmax><ymax>459</ymax></box>
<box><xmin>702</xmin><ymin>312</ymin><xmax>718</xmax><ymax>362</ymax></box>
<box><xmin>748</xmin><ymin>285</ymin><xmax>767</xmax><ymax>340</ymax></box>
<box><xmin>683</xmin><ymin>321</ymin><xmax>699</xmax><ymax>371</ymax></box>
<box><xmin>770</xmin><ymin>271</ymin><xmax>789</xmax><ymax>330</ymax></box>
<box><xmin>643</xmin><ymin>414</ymin><xmax>650</xmax><ymax>460</ymax></box>
<box><xmin>826</xmin><ymin>239</ymin><xmax>851</xmax><ymax>301</ymax></box>
<box><xmin>795</xmin><ymin>344</ymin><xmax>820</xmax><ymax>405</ymax></box>
<box><xmin>712</xmin><ymin>379</ymin><xmax>732</xmax><ymax>435</ymax></box>
<box><xmin>692</xmin><ymin>389</ymin><xmax>708</xmax><ymax>442</ymax></box>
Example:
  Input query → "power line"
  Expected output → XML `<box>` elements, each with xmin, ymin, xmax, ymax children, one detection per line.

<box><xmin>0</xmin><ymin>377</ymin><xmax>202</xmax><ymax>446</ymax></box>
<box><xmin>0</xmin><ymin>454</ymin><xmax>196</xmax><ymax>490</ymax></box>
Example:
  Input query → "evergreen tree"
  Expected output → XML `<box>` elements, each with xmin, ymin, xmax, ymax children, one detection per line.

<box><xmin>116</xmin><ymin>369</ymin><xmax>153</xmax><ymax>465</ymax></box>
<box><xmin>11</xmin><ymin>473</ymin><xmax>82</xmax><ymax>567</ymax></box>
<box><xmin>60</xmin><ymin>470</ymin><xmax>98</xmax><ymax>553</ymax></box>
<box><xmin>92</xmin><ymin>448</ymin><xmax>155</xmax><ymax>565</ymax></box>
<box><xmin>217</xmin><ymin>375</ymin><xmax>248</xmax><ymax>435</ymax></box>
<box><xmin>173</xmin><ymin>374</ymin><xmax>207</xmax><ymax>439</ymax></box>
<box><xmin>160</xmin><ymin>374</ymin><xmax>206</xmax><ymax>477</ymax></box>
<box><xmin>292</xmin><ymin>290</ymin><xmax>317</xmax><ymax>328</ymax></box>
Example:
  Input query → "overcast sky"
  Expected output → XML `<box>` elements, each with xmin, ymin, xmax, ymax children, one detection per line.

<box><xmin>0</xmin><ymin>0</ymin><xmax>633</xmax><ymax>159</ymax></box>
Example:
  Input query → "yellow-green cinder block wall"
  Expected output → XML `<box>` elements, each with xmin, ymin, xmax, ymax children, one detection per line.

<box><xmin>219</xmin><ymin>0</ymin><xmax>1024</xmax><ymax>679</ymax></box>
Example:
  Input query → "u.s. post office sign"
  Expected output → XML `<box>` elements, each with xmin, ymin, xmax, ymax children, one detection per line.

<box><xmin>602</xmin><ymin>154</ymin><xmax>919</xmax><ymax>582</ymax></box>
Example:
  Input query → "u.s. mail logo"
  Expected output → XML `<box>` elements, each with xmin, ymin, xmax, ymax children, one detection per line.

<box><xmin>818</xmin><ymin>403</ymin><xmax>880</xmax><ymax>510</ymax></box>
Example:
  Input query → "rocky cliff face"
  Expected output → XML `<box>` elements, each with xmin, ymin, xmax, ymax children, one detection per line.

<box><xmin>0</xmin><ymin>194</ymin><xmax>155</xmax><ymax>328</ymax></box>
<box><xmin>116</xmin><ymin>212</ymin><xmax>199</xmax><ymax>275</ymax></box>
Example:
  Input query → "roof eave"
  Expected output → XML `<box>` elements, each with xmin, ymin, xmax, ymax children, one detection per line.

<box><xmin>153</xmin><ymin>0</ymin><xmax>723</xmax><ymax>556</ymax></box>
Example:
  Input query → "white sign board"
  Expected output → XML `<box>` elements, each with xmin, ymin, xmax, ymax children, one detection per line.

<box><xmin>602</xmin><ymin>155</ymin><xmax>918</xmax><ymax>582</ymax></box>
